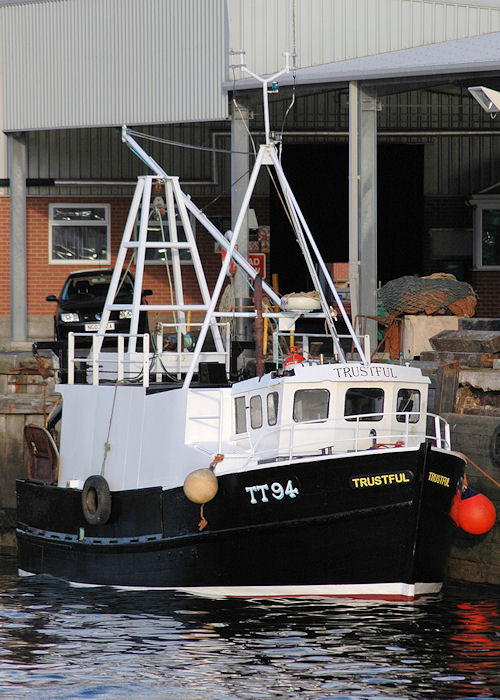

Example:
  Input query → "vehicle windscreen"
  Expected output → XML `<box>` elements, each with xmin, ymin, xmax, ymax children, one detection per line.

<box><xmin>62</xmin><ymin>274</ymin><xmax>134</xmax><ymax>301</ymax></box>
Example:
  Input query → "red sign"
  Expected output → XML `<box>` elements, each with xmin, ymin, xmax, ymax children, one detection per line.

<box><xmin>248</xmin><ymin>253</ymin><xmax>266</xmax><ymax>278</ymax></box>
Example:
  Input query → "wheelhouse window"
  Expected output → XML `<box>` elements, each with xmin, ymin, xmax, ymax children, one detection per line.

<box><xmin>250</xmin><ymin>395</ymin><xmax>263</xmax><ymax>429</ymax></box>
<box><xmin>345</xmin><ymin>388</ymin><xmax>384</xmax><ymax>421</ymax></box>
<box><xmin>49</xmin><ymin>204</ymin><xmax>110</xmax><ymax>264</ymax></box>
<box><xmin>293</xmin><ymin>389</ymin><xmax>330</xmax><ymax>423</ymax></box>
<box><xmin>234</xmin><ymin>396</ymin><xmax>247</xmax><ymax>434</ymax></box>
<box><xmin>396</xmin><ymin>388</ymin><xmax>421</xmax><ymax>423</ymax></box>
<box><xmin>267</xmin><ymin>392</ymin><xmax>279</xmax><ymax>426</ymax></box>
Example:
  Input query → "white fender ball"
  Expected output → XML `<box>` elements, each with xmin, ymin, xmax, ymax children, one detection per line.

<box><xmin>183</xmin><ymin>468</ymin><xmax>218</xmax><ymax>504</ymax></box>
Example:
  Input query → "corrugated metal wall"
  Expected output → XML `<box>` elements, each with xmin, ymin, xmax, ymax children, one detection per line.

<box><xmin>0</xmin><ymin>0</ymin><xmax>228</xmax><ymax>131</ymax></box>
<box><xmin>21</xmin><ymin>85</ymin><xmax>500</xmax><ymax>199</ymax></box>
<box><xmin>227</xmin><ymin>0</ymin><xmax>500</xmax><ymax>76</ymax></box>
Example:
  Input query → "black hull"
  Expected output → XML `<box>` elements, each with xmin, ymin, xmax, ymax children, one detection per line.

<box><xmin>16</xmin><ymin>444</ymin><xmax>464</xmax><ymax>599</ymax></box>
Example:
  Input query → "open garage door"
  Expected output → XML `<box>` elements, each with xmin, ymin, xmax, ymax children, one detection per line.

<box><xmin>270</xmin><ymin>143</ymin><xmax>424</xmax><ymax>296</ymax></box>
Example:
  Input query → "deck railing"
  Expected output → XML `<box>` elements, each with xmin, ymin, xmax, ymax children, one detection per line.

<box><xmin>68</xmin><ymin>332</ymin><xmax>151</xmax><ymax>386</ymax></box>
<box><xmin>272</xmin><ymin>331</ymin><xmax>371</xmax><ymax>366</ymax></box>
<box><xmin>192</xmin><ymin>410</ymin><xmax>452</xmax><ymax>469</ymax></box>
<box><xmin>67</xmin><ymin>323</ymin><xmax>230</xmax><ymax>386</ymax></box>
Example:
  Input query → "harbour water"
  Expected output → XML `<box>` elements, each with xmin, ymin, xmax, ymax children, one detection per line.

<box><xmin>0</xmin><ymin>548</ymin><xmax>499</xmax><ymax>699</ymax></box>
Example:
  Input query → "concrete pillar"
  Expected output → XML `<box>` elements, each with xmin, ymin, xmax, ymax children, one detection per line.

<box><xmin>348</xmin><ymin>82</ymin><xmax>360</xmax><ymax>327</ymax></box>
<box><xmin>9</xmin><ymin>133</ymin><xmax>27</xmax><ymax>343</ymax></box>
<box><xmin>231</xmin><ymin>101</ymin><xmax>252</xmax><ymax>341</ymax></box>
<box><xmin>349</xmin><ymin>84</ymin><xmax>378</xmax><ymax>349</ymax></box>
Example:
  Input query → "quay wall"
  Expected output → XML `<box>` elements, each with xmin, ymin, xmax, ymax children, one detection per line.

<box><xmin>0</xmin><ymin>351</ymin><xmax>59</xmax><ymax>545</ymax></box>
<box><xmin>442</xmin><ymin>413</ymin><xmax>500</xmax><ymax>586</ymax></box>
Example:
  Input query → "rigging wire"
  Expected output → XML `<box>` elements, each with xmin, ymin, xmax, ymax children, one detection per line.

<box><xmin>126</xmin><ymin>128</ymin><xmax>255</xmax><ymax>157</ymax></box>
<box><xmin>232</xmin><ymin>97</ymin><xmax>258</xmax><ymax>158</ymax></box>
<box><xmin>279</xmin><ymin>0</ymin><xmax>297</xmax><ymax>160</ymax></box>
<box><xmin>200</xmin><ymin>168</ymin><xmax>252</xmax><ymax>213</ymax></box>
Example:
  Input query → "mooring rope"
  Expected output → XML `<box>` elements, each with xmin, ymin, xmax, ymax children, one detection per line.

<box><xmin>456</xmin><ymin>451</ymin><xmax>500</xmax><ymax>490</ymax></box>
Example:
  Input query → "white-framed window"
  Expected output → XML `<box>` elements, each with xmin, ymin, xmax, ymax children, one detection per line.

<box><xmin>293</xmin><ymin>389</ymin><xmax>330</xmax><ymax>423</ymax></box>
<box><xmin>267</xmin><ymin>392</ymin><xmax>279</xmax><ymax>426</ymax></box>
<box><xmin>234</xmin><ymin>396</ymin><xmax>247</xmax><ymax>434</ymax></box>
<box><xmin>345</xmin><ymin>388</ymin><xmax>384</xmax><ymax>422</ymax></box>
<box><xmin>396</xmin><ymin>388</ymin><xmax>421</xmax><ymax>424</ymax></box>
<box><xmin>49</xmin><ymin>204</ymin><xmax>110</xmax><ymax>264</ymax></box>
<box><xmin>470</xmin><ymin>196</ymin><xmax>500</xmax><ymax>269</ymax></box>
<box><xmin>250</xmin><ymin>395</ymin><xmax>263</xmax><ymax>429</ymax></box>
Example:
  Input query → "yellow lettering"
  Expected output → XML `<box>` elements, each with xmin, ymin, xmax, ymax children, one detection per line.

<box><xmin>428</xmin><ymin>472</ymin><xmax>450</xmax><ymax>487</ymax></box>
<box><xmin>351</xmin><ymin>471</ymin><xmax>413</xmax><ymax>489</ymax></box>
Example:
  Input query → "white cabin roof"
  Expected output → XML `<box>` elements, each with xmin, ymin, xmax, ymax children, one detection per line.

<box><xmin>232</xmin><ymin>362</ymin><xmax>430</xmax><ymax>393</ymax></box>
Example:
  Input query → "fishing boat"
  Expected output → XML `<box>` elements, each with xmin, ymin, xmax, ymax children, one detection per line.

<box><xmin>16</xmin><ymin>60</ymin><xmax>482</xmax><ymax>600</ymax></box>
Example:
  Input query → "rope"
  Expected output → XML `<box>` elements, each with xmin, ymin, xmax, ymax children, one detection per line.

<box><xmin>101</xmin><ymin>381</ymin><xmax>123</xmax><ymax>476</ymax></box>
<box><xmin>371</xmin><ymin>441</ymin><xmax>405</xmax><ymax>449</ymax></box>
<box><xmin>155</xmin><ymin>204</ymin><xmax>177</xmax><ymax>325</ymax></box>
<box><xmin>45</xmin><ymin>394</ymin><xmax>62</xmax><ymax>430</ymax></box>
<box><xmin>456</xmin><ymin>451</ymin><xmax>500</xmax><ymax>490</ymax></box>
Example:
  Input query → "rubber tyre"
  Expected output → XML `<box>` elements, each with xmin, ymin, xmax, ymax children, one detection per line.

<box><xmin>489</xmin><ymin>425</ymin><xmax>500</xmax><ymax>468</ymax></box>
<box><xmin>81</xmin><ymin>475</ymin><xmax>112</xmax><ymax>526</ymax></box>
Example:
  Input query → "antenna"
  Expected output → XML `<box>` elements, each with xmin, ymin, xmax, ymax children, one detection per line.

<box><xmin>233</xmin><ymin>51</ymin><xmax>291</xmax><ymax>144</ymax></box>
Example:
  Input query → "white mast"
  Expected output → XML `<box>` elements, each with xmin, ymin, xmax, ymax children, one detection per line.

<box><xmin>182</xmin><ymin>55</ymin><xmax>367</xmax><ymax>387</ymax></box>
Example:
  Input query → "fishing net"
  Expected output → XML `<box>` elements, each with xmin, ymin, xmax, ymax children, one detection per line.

<box><xmin>378</xmin><ymin>274</ymin><xmax>477</xmax><ymax>318</ymax></box>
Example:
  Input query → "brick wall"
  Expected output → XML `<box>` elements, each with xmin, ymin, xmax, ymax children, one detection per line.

<box><xmin>423</xmin><ymin>196</ymin><xmax>500</xmax><ymax>317</ymax></box>
<box><xmin>1</xmin><ymin>193</ymin><xmax>270</xmax><ymax>335</ymax></box>
<box><xmin>471</xmin><ymin>271</ymin><xmax>500</xmax><ymax>317</ymax></box>
<box><xmin>422</xmin><ymin>195</ymin><xmax>473</xmax><ymax>276</ymax></box>
<box><xmin>0</xmin><ymin>198</ymin><xmax>10</xmax><ymax>316</ymax></box>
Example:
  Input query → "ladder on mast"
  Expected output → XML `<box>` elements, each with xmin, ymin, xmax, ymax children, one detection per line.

<box><xmin>97</xmin><ymin>174</ymin><xmax>224</xmax><ymax>354</ymax></box>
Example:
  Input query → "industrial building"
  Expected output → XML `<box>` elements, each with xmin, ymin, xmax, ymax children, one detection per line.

<box><xmin>2</xmin><ymin>0</ymin><xmax>500</xmax><ymax>346</ymax></box>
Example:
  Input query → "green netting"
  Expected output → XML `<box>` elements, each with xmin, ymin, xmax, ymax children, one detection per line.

<box><xmin>378</xmin><ymin>275</ymin><xmax>476</xmax><ymax>316</ymax></box>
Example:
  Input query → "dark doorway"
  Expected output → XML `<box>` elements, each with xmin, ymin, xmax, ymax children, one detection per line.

<box><xmin>269</xmin><ymin>143</ymin><xmax>424</xmax><ymax>295</ymax></box>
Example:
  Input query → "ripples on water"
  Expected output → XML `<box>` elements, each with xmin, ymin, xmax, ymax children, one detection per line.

<box><xmin>0</xmin><ymin>548</ymin><xmax>499</xmax><ymax>699</ymax></box>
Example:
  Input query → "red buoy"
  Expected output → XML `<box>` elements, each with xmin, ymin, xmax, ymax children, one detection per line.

<box><xmin>451</xmin><ymin>487</ymin><xmax>496</xmax><ymax>535</ymax></box>
<box><xmin>284</xmin><ymin>345</ymin><xmax>305</xmax><ymax>366</ymax></box>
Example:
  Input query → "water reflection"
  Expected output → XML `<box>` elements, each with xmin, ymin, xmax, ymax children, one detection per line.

<box><xmin>0</xmin><ymin>548</ymin><xmax>499</xmax><ymax>699</ymax></box>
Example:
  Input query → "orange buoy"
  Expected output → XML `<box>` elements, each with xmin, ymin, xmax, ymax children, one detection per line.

<box><xmin>284</xmin><ymin>345</ymin><xmax>305</xmax><ymax>366</ymax></box>
<box><xmin>451</xmin><ymin>487</ymin><xmax>496</xmax><ymax>535</ymax></box>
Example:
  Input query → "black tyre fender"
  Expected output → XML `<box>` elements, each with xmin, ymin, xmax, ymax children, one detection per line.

<box><xmin>81</xmin><ymin>475</ymin><xmax>112</xmax><ymax>526</ymax></box>
<box><xmin>489</xmin><ymin>425</ymin><xmax>500</xmax><ymax>468</ymax></box>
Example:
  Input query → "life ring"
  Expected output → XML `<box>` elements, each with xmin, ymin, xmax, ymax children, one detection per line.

<box><xmin>81</xmin><ymin>475</ymin><xmax>112</xmax><ymax>526</ymax></box>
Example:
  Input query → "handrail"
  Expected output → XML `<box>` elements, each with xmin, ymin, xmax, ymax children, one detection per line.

<box><xmin>68</xmin><ymin>323</ymin><xmax>231</xmax><ymax>386</ymax></box>
<box><xmin>155</xmin><ymin>321</ymin><xmax>231</xmax><ymax>379</ymax></box>
<box><xmin>272</xmin><ymin>329</ymin><xmax>370</xmax><ymax>364</ymax></box>
<box><xmin>191</xmin><ymin>410</ymin><xmax>452</xmax><ymax>469</ymax></box>
<box><xmin>68</xmin><ymin>332</ymin><xmax>150</xmax><ymax>387</ymax></box>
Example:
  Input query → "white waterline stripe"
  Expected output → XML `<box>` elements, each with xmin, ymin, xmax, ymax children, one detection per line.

<box><xmin>18</xmin><ymin>571</ymin><xmax>442</xmax><ymax>600</ymax></box>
